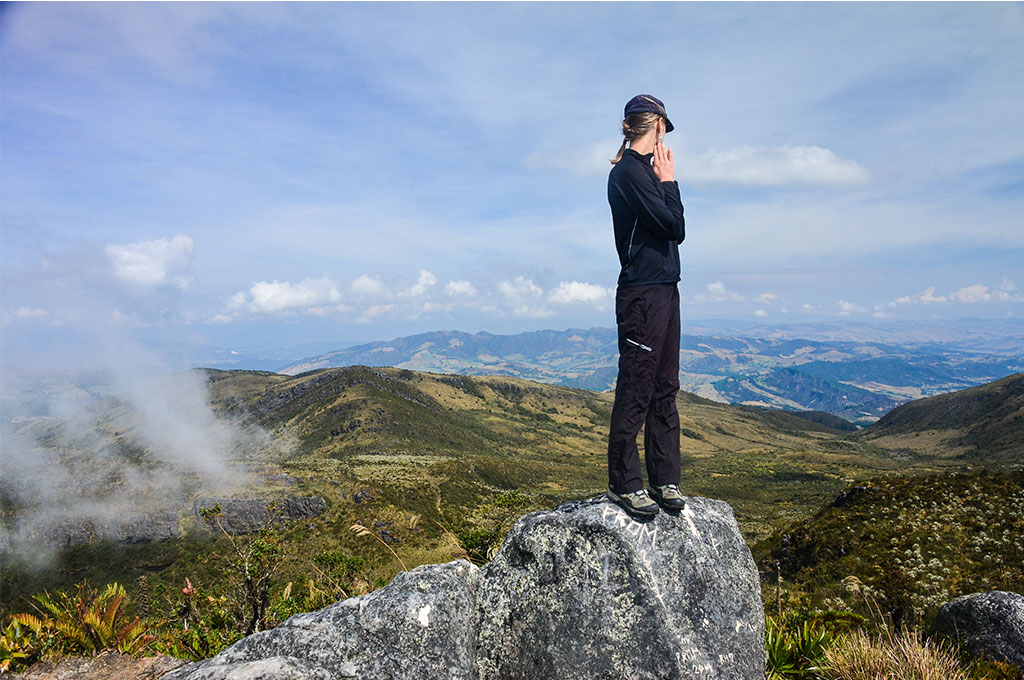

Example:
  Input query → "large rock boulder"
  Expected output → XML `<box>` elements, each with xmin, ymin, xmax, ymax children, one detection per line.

<box><xmin>934</xmin><ymin>590</ymin><xmax>1024</xmax><ymax>667</ymax></box>
<box><xmin>164</xmin><ymin>494</ymin><xmax>766</xmax><ymax>680</ymax></box>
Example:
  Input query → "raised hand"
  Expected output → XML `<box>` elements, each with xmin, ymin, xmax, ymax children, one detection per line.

<box><xmin>653</xmin><ymin>139</ymin><xmax>674</xmax><ymax>183</ymax></box>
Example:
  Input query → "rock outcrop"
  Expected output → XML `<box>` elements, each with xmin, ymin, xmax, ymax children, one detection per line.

<box><xmin>193</xmin><ymin>496</ymin><xmax>327</xmax><ymax>534</ymax></box>
<box><xmin>934</xmin><ymin>590</ymin><xmax>1024</xmax><ymax>667</ymax></box>
<box><xmin>165</xmin><ymin>494</ymin><xmax>766</xmax><ymax>680</ymax></box>
<box><xmin>39</xmin><ymin>510</ymin><xmax>181</xmax><ymax>546</ymax></box>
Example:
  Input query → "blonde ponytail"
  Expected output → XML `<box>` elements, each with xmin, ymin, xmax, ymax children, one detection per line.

<box><xmin>609</xmin><ymin>112</ymin><xmax>661</xmax><ymax>164</ymax></box>
<box><xmin>610</xmin><ymin>139</ymin><xmax>628</xmax><ymax>165</ymax></box>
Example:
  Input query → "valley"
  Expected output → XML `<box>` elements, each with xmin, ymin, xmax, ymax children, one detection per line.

<box><xmin>3</xmin><ymin>366</ymin><xmax>1020</xmax><ymax>625</ymax></box>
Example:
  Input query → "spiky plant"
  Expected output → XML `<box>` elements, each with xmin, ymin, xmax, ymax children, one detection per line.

<box><xmin>765</xmin><ymin>615</ymin><xmax>833</xmax><ymax>679</ymax></box>
<box><xmin>10</xmin><ymin>581</ymin><xmax>154</xmax><ymax>656</ymax></box>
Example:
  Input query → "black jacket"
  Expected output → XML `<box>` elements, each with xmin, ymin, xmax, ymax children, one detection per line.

<box><xmin>607</xmin><ymin>148</ymin><xmax>685</xmax><ymax>288</ymax></box>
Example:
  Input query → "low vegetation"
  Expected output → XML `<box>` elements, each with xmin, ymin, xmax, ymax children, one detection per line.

<box><xmin>2</xmin><ymin>367</ymin><xmax>1021</xmax><ymax>674</ymax></box>
<box><xmin>757</xmin><ymin>469</ymin><xmax>1024</xmax><ymax>630</ymax></box>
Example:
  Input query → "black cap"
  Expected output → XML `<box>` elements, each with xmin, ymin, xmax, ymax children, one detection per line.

<box><xmin>623</xmin><ymin>94</ymin><xmax>674</xmax><ymax>133</ymax></box>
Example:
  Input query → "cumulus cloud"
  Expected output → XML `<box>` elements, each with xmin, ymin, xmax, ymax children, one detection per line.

<box><xmin>677</xmin><ymin>145</ymin><xmax>869</xmax><ymax>186</ymax></box>
<box><xmin>950</xmin><ymin>283</ymin><xmax>1017</xmax><ymax>303</ymax></box>
<box><xmin>350</xmin><ymin>274</ymin><xmax>386</xmax><ymax>297</ymax></box>
<box><xmin>356</xmin><ymin>303</ymin><xmax>396</xmax><ymax>324</ymax></box>
<box><xmin>891</xmin><ymin>286</ymin><xmax>948</xmax><ymax>305</ymax></box>
<box><xmin>755</xmin><ymin>309</ymin><xmax>768</xmax><ymax>317</ymax></box>
<box><xmin>229</xmin><ymin>276</ymin><xmax>343</xmax><ymax>314</ymax></box>
<box><xmin>105</xmin><ymin>234</ymin><xmax>195</xmax><ymax>289</ymax></box>
<box><xmin>548</xmin><ymin>281</ymin><xmax>613</xmax><ymax>305</ymax></box>
<box><xmin>498</xmin><ymin>276</ymin><xmax>544</xmax><ymax>301</ymax></box>
<box><xmin>886</xmin><ymin>283</ymin><xmax>1020</xmax><ymax>308</ymax></box>
<box><xmin>836</xmin><ymin>300</ymin><xmax>865</xmax><ymax>316</ymax></box>
<box><xmin>694</xmin><ymin>280</ymin><xmax>745</xmax><ymax>303</ymax></box>
<box><xmin>445</xmin><ymin>280</ymin><xmax>477</xmax><ymax>297</ymax></box>
<box><xmin>401</xmin><ymin>269</ymin><xmax>437</xmax><ymax>297</ymax></box>
<box><xmin>498</xmin><ymin>276</ymin><xmax>553</xmax><ymax>317</ymax></box>
<box><xmin>755</xmin><ymin>292</ymin><xmax>778</xmax><ymax>304</ymax></box>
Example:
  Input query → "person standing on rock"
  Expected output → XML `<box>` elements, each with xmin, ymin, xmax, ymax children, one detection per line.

<box><xmin>605</xmin><ymin>94</ymin><xmax>686</xmax><ymax>517</ymax></box>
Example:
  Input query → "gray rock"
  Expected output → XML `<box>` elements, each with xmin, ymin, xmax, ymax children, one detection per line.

<box><xmin>475</xmin><ymin>495</ymin><xmax>764</xmax><ymax>679</ymax></box>
<box><xmin>29</xmin><ymin>510</ymin><xmax>180</xmax><ymax>547</ymax></box>
<box><xmin>164</xmin><ymin>561</ymin><xmax>479</xmax><ymax>680</ymax></box>
<box><xmin>193</xmin><ymin>496</ymin><xmax>327</xmax><ymax>535</ymax></box>
<box><xmin>165</xmin><ymin>495</ymin><xmax>766</xmax><ymax>680</ymax></box>
<box><xmin>934</xmin><ymin>590</ymin><xmax>1024</xmax><ymax>667</ymax></box>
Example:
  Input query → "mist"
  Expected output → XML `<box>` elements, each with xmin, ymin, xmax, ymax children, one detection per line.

<box><xmin>0</xmin><ymin>236</ymin><xmax>284</xmax><ymax>569</ymax></box>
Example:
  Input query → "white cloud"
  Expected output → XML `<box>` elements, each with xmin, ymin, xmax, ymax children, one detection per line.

<box><xmin>548</xmin><ymin>281</ymin><xmax>613</xmax><ymax>305</ymax></box>
<box><xmin>948</xmin><ymin>283</ymin><xmax>1019</xmax><ymax>303</ymax></box>
<box><xmin>677</xmin><ymin>145</ymin><xmax>869</xmax><ymax>186</ymax></box>
<box><xmin>498</xmin><ymin>276</ymin><xmax>543</xmax><ymax>301</ymax></box>
<box><xmin>755</xmin><ymin>292</ymin><xmax>778</xmax><ymax>304</ymax></box>
<box><xmin>230</xmin><ymin>276</ymin><xmax>343</xmax><ymax>314</ymax></box>
<box><xmin>356</xmin><ymin>303</ymin><xmax>396</xmax><ymax>324</ymax></box>
<box><xmin>887</xmin><ymin>283</ymin><xmax>1021</xmax><ymax>307</ymax></box>
<box><xmin>836</xmin><ymin>300</ymin><xmax>865</xmax><ymax>316</ymax></box>
<box><xmin>952</xmin><ymin>284</ymin><xmax>990</xmax><ymax>303</ymax></box>
<box><xmin>445</xmin><ymin>280</ymin><xmax>477</xmax><ymax>297</ymax></box>
<box><xmin>401</xmin><ymin>269</ymin><xmax>437</xmax><ymax>297</ymax></box>
<box><xmin>105</xmin><ymin>234</ymin><xmax>195</xmax><ymax>289</ymax></box>
<box><xmin>497</xmin><ymin>276</ymin><xmax>554</xmax><ymax>317</ymax></box>
<box><xmin>694</xmin><ymin>280</ymin><xmax>745</xmax><ymax>303</ymax></box>
<box><xmin>350</xmin><ymin>274</ymin><xmax>386</xmax><ymax>297</ymax></box>
<box><xmin>305</xmin><ymin>304</ymin><xmax>352</xmax><ymax>316</ymax></box>
<box><xmin>754</xmin><ymin>309</ymin><xmax>768</xmax><ymax>317</ymax></box>
<box><xmin>15</xmin><ymin>306</ymin><xmax>49</xmax><ymax>319</ymax></box>
<box><xmin>891</xmin><ymin>286</ymin><xmax>948</xmax><ymax>306</ymax></box>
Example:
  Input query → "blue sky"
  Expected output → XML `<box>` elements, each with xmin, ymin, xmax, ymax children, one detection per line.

<box><xmin>2</xmin><ymin>2</ymin><xmax>1023</xmax><ymax>366</ymax></box>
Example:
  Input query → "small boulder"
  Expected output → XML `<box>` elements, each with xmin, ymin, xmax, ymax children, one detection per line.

<box><xmin>934</xmin><ymin>590</ymin><xmax>1024</xmax><ymax>667</ymax></box>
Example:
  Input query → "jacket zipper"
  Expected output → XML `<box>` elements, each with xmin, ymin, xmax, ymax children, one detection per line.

<box><xmin>626</xmin><ymin>218</ymin><xmax>638</xmax><ymax>264</ymax></box>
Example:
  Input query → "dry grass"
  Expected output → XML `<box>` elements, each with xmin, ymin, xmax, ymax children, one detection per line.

<box><xmin>822</xmin><ymin>629</ymin><xmax>970</xmax><ymax>680</ymax></box>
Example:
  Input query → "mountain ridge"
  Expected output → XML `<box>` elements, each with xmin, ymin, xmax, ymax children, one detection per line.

<box><xmin>270</xmin><ymin>326</ymin><xmax>1022</xmax><ymax>425</ymax></box>
<box><xmin>854</xmin><ymin>372</ymin><xmax>1024</xmax><ymax>461</ymax></box>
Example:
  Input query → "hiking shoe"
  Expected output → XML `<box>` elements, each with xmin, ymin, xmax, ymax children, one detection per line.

<box><xmin>607</xmin><ymin>487</ymin><xmax>659</xmax><ymax>517</ymax></box>
<box><xmin>649</xmin><ymin>484</ymin><xmax>686</xmax><ymax>510</ymax></box>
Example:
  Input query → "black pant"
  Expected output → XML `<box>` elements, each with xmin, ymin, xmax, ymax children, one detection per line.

<box><xmin>607</xmin><ymin>283</ymin><xmax>681</xmax><ymax>494</ymax></box>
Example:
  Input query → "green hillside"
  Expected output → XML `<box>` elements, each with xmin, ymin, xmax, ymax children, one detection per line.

<box><xmin>755</xmin><ymin>468</ymin><xmax>1024</xmax><ymax>629</ymax></box>
<box><xmin>854</xmin><ymin>373</ymin><xmax>1024</xmax><ymax>461</ymax></box>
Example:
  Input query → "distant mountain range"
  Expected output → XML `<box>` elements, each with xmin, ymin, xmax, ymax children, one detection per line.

<box><xmin>268</xmin><ymin>323</ymin><xmax>1023</xmax><ymax>426</ymax></box>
